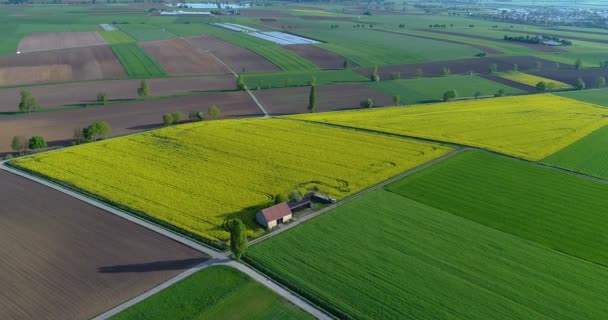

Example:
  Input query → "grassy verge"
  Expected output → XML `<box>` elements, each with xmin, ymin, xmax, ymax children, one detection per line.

<box><xmin>111</xmin><ymin>43</ymin><xmax>166</xmax><ymax>77</ymax></box>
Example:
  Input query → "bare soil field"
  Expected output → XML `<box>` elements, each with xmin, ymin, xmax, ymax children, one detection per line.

<box><xmin>0</xmin><ymin>170</ymin><xmax>207</xmax><ymax>320</ymax></box>
<box><xmin>357</xmin><ymin>56</ymin><xmax>562</xmax><ymax>80</ymax></box>
<box><xmin>376</xmin><ymin>29</ymin><xmax>502</xmax><ymax>54</ymax></box>
<box><xmin>0</xmin><ymin>46</ymin><xmax>126</xmax><ymax>86</ymax></box>
<box><xmin>423</xmin><ymin>29</ymin><xmax>563</xmax><ymax>53</ymax></box>
<box><xmin>141</xmin><ymin>39</ymin><xmax>229</xmax><ymax>76</ymax></box>
<box><xmin>0</xmin><ymin>91</ymin><xmax>260</xmax><ymax>153</ymax></box>
<box><xmin>0</xmin><ymin>75</ymin><xmax>236</xmax><ymax>112</ymax></box>
<box><xmin>255</xmin><ymin>83</ymin><xmax>392</xmax><ymax>115</ymax></box>
<box><xmin>529</xmin><ymin>68</ymin><xmax>608</xmax><ymax>87</ymax></box>
<box><xmin>284</xmin><ymin>44</ymin><xmax>353</xmax><ymax>69</ymax></box>
<box><xmin>186</xmin><ymin>36</ymin><xmax>279</xmax><ymax>73</ymax></box>
<box><xmin>17</xmin><ymin>32</ymin><xmax>107</xmax><ymax>53</ymax></box>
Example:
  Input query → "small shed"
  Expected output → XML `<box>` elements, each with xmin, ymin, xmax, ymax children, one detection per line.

<box><xmin>256</xmin><ymin>202</ymin><xmax>293</xmax><ymax>229</ymax></box>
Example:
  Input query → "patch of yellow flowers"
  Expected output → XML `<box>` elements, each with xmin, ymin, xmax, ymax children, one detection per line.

<box><xmin>291</xmin><ymin>94</ymin><xmax>608</xmax><ymax>160</ymax></box>
<box><xmin>497</xmin><ymin>72</ymin><xmax>573</xmax><ymax>90</ymax></box>
<box><xmin>13</xmin><ymin>118</ymin><xmax>450</xmax><ymax>242</ymax></box>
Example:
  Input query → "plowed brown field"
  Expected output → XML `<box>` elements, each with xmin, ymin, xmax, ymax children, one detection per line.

<box><xmin>17</xmin><ymin>32</ymin><xmax>107</xmax><ymax>53</ymax></box>
<box><xmin>140</xmin><ymin>39</ymin><xmax>229</xmax><ymax>75</ymax></box>
<box><xmin>0</xmin><ymin>170</ymin><xmax>207</xmax><ymax>319</ymax></box>
<box><xmin>0</xmin><ymin>91</ymin><xmax>260</xmax><ymax>153</ymax></box>
<box><xmin>0</xmin><ymin>46</ymin><xmax>126</xmax><ymax>86</ymax></box>
<box><xmin>255</xmin><ymin>83</ymin><xmax>392</xmax><ymax>115</ymax></box>
<box><xmin>284</xmin><ymin>44</ymin><xmax>352</xmax><ymax>69</ymax></box>
<box><xmin>186</xmin><ymin>35</ymin><xmax>279</xmax><ymax>73</ymax></box>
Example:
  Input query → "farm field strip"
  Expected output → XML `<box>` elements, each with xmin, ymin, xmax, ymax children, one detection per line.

<box><xmin>111</xmin><ymin>43</ymin><xmax>166</xmax><ymax>77</ymax></box>
<box><xmin>387</xmin><ymin>150</ymin><xmax>608</xmax><ymax>267</ymax></box>
<box><xmin>247</xmin><ymin>187</ymin><xmax>608</xmax><ymax>320</ymax></box>
<box><xmin>542</xmin><ymin>125</ymin><xmax>608</xmax><ymax>180</ymax></box>
<box><xmin>140</xmin><ymin>39</ymin><xmax>229</xmax><ymax>76</ymax></box>
<box><xmin>16</xmin><ymin>31</ymin><xmax>107</xmax><ymax>53</ymax></box>
<box><xmin>242</xmin><ymin>69</ymin><xmax>367</xmax><ymax>88</ymax></box>
<box><xmin>100</xmin><ymin>30</ymin><xmax>136</xmax><ymax>44</ymax></box>
<box><xmin>0</xmin><ymin>169</ymin><xmax>207</xmax><ymax>320</ymax></box>
<box><xmin>290</xmin><ymin>94</ymin><xmax>608</xmax><ymax>160</ymax></box>
<box><xmin>496</xmin><ymin>71</ymin><xmax>573</xmax><ymax>90</ymax></box>
<box><xmin>10</xmin><ymin>118</ymin><xmax>452</xmax><ymax>244</ymax></box>
<box><xmin>110</xmin><ymin>266</ymin><xmax>314</xmax><ymax>320</ymax></box>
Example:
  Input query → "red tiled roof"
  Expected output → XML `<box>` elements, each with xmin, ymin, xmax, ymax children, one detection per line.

<box><xmin>261</xmin><ymin>202</ymin><xmax>292</xmax><ymax>222</ymax></box>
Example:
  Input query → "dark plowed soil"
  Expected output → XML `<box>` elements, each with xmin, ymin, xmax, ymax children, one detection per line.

<box><xmin>356</xmin><ymin>56</ymin><xmax>565</xmax><ymax>80</ymax></box>
<box><xmin>0</xmin><ymin>91</ymin><xmax>260</xmax><ymax>153</ymax></box>
<box><xmin>478</xmin><ymin>74</ymin><xmax>538</xmax><ymax>93</ymax></box>
<box><xmin>375</xmin><ymin>29</ymin><xmax>502</xmax><ymax>54</ymax></box>
<box><xmin>141</xmin><ymin>39</ymin><xmax>229</xmax><ymax>76</ymax></box>
<box><xmin>0</xmin><ymin>170</ymin><xmax>207</xmax><ymax>319</ymax></box>
<box><xmin>529</xmin><ymin>68</ymin><xmax>608</xmax><ymax>87</ymax></box>
<box><xmin>284</xmin><ymin>44</ymin><xmax>354</xmax><ymax>69</ymax></box>
<box><xmin>0</xmin><ymin>75</ymin><xmax>236</xmax><ymax>112</ymax></box>
<box><xmin>186</xmin><ymin>35</ymin><xmax>279</xmax><ymax>73</ymax></box>
<box><xmin>422</xmin><ymin>29</ymin><xmax>563</xmax><ymax>53</ymax></box>
<box><xmin>255</xmin><ymin>83</ymin><xmax>392</xmax><ymax>115</ymax></box>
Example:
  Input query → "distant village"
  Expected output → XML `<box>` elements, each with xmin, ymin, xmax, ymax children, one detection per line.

<box><xmin>473</xmin><ymin>7</ymin><xmax>608</xmax><ymax>28</ymax></box>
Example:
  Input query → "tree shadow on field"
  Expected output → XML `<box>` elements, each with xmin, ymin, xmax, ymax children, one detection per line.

<box><xmin>98</xmin><ymin>257</ymin><xmax>208</xmax><ymax>273</ymax></box>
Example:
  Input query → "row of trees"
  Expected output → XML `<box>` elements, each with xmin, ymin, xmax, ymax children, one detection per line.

<box><xmin>10</xmin><ymin>136</ymin><xmax>47</xmax><ymax>156</ymax></box>
<box><xmin>163</xmin><ymin>105</ymin><xmax>221</xmax><ymax>126</ymax></box>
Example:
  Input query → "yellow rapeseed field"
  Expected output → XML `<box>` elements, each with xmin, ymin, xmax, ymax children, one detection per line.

<box><xmin>497</xmin><ymin>72</ymin><xmax>573</xmax><ymax>90</ymax></box>
<box><xmin>13</xmin><ymin>118</ymin><xmax>451</xmax><ymax>244</ymax></box>
<box><xmin>290</xmin><ymin>94</ymin><xmax>608</xmax><ymax>160</ymax></box>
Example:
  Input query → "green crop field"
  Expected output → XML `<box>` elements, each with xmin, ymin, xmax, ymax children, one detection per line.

<box><xmin>163</xmin><ymin>23</ymin><xmax>318</xmax><ymax>71</ymax></box>
<box><xmin>100</xmin><ymin>31</ymin><xmax>136</xmax><ymax>44</ymax></box>
<box><xmin>111</xmin><ymin>43</ymin><xmax>166</xmax><ymax>77</ymax></box>
<box><xmin>111</xmin><ymin>266</ymin><xmax>313</xmax><ymax>320</ymax></box>
<box><xmin>247</xmin><ymin>188</ymin><xmax>608</xmax><ymax>320</ymax></box>
<box><xmin>117</xmin><ymin>23</ymin><xmax>176</xmax><ymax>41</ymax></box>
<box><xmin>295</xmin><ymin>28</ymin><xmax>481</xmax><ymax>67</ymax></box>
<box><xmin>387</xmin><ymin>150</ymin><xmax>608</xmax><ymax>267</ymax></box>
<box><xmin>369</xmin><ymin>75</ymin><xmax>524</xmax><ymax>103</ymax></box>
<box><xmin>542</xmin><ymin>125</ymin><xmax>608</xmax><ymax>179</ymax></box>
<box><xmin>242</xmin><ymin>69</ymin><xmax>367</xmax><ymax>88</ymax></box>
<box><xmin>556</xmin><ymin>89</ymin><xmax>608</xmax><ymax>107</ymax></box>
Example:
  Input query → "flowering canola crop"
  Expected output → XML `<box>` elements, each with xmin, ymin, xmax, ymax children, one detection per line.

<box><xmin>497</xmin><ymin>72</ymin><xmax>572</xmax><ymax>90</ymax></box>
<box><xmin>13</xmin><ymin>118</ymin><xmax>451</xmax><ymax>243</ymax></box>
<box><xmin>290</xmin><ymin>94</ymin><xmax>608</xmax><ymax>160</ymax></box>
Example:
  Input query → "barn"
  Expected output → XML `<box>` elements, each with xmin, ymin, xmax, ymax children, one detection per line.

<box><xmin>256</xmin><ymin>202</ymin><xmax>293</xmax><ymax>229</ymax></box>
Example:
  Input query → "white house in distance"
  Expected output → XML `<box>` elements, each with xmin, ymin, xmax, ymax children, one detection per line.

<box><xmin>256</xmin><ymin>202</ymin><xmax>293</xmax><ymax>229</ymax></box>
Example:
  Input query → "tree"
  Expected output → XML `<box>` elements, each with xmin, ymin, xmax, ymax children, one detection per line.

<box><xmin>162</xmin><ymin>113</ymin><xmax>174</xmax><ymax>126</ymax></box>
<box><xmin>415</xmin><ymin>68</ymin><xmax>423</xmax><ymax>78</ymax></box>
<box><xmin>442</xmin><ymin>89</ymin><xmax>457</xmax><ymax>101</ymax></box>
<box><xmin>137</xmin><ymin>79</ymin><xmax>150</xmax><ymax>97</ymax></box>
<box><xmin>208</xmin><ymin>105</ymin><xmax>220</xmax><ymax>119</ymax></box>
<box><xmin>226</xmin><ymin>218</ymin><xmax>247</xmax><ymax>260</ymax></box>
<box><xmin>393</xmin><ymin>95</ymin><xmax>401</xmax><ymax>106</ymax></box>
<box><xmin>172</xmin><ymin>112</ymin><xmax>183</xmax><ymax>123</ymax></box>
<box><xmin>441</xmin><ymin>67</ymin><xmax>451</xmax><ymax>76</ymax></box>
<box><xmin>360</xmin><ymin>98</ymin><xmax>374</xmax><ymax>108</ymax></box>
<box><xmin>18</xmin><ymin>90</ymin><xmax>40</xmax><ymax>114</ymax></box>
<box><xmin>274</xmin><ymin>193</ymin><xmax>288</xmax><ymax>204</ymax></box>
<box><xmin>236</xmin><ymin>74</ymin><xmax>246</xmax><ymax>90</ymax></box>
<box><xmin>494</xmin><ymin>89</ymin><xmax>505</xmax><ymax>97</ymax></box>
<box><xmin>575</xmin><ymin>77</ymin><xmax>586</xmax><ymax>90</ymax></box>
<box><xmin>474</xmin><ymin>91</ymin><xmax>482</xmax><ymax>99</ymax></box>
<box><xmin>489</xmin><ymin>63</ymin><xmax>498</xmax><ymax>74</ymax></box>
<box><xmin>84</xmin><ymin>121</ymin><xmax>112</xmax><ymax>141</ymax></box>
<box><xmin>343</xmin><ymin>59</ymin><xmax>349</xmax><ymax>69</ymax></box>
<box><xmin>308</xmin><ymin>85</ymin><xmax>317</xmax><ymax>113</ymax></box>
<box><xmin>4</xmin><ymin>154</ymin><xmax>13</xmax><ymax>160</ymax></box>
<box><xmin>594</xmin><ymin>76</ymin><xmax>606</xmax><ymax>88</ymax></box>
<box><xmin>189</xmin><ymin>111</ymin><xmax>204</xmax><ymax>121</ymax></box>
<box><xmin>11</xmin><ymin>136</ymin><xmax>27</xmax><ymax>155</ymax></box>
<box><xmin>371</xmin><ymin>66</ymin><xmax>380</xmax><ymax>82</ymax></box>
<box><xmin>534</xmin><ymin>61</ymin><xmax>542</xmax><ymax>71</ymax></box>
<box><xmin>555</xmin><ymin>62</ymin><xmax>561</xmax><ymax>70</ymax></box>
<box><xmin>536</xmin><ymin>81</ymin><xmax>547</xmax><ymax>92</ymax></box>
<box><xmin>28</xmin><ymin>136</ymin><xmax>47</xmax><ymax>150</ymax></box>
<box><xmin>512</xmin><ymin>63</ymin><xmax>518</xmax><ymax>72</ymax></box>
<box><xmin>288</xmin><ymin>190</ymin><xmax>303</xmax><ymax>202</ymax></box>
<box><xmin>575</xmin><ymin>59</ymin><xmax>583</xmax><ymax>70</ymax></box>
<box><xmin>96</xmin><ymin>92</ymin><xmax>108</xmax><ymax>105</ymax></box>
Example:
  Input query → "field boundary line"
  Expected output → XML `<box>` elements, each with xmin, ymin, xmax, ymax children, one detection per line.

<box><xmin>249</xmin><ymin>147</ymin><xmax>468</xmax><ymax>246</ymax></box>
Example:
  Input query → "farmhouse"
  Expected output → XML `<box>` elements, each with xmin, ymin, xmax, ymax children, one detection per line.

<box><xmin>256</xmin><ymin>202</ymin><xmax>293</xmax><ymax>229</ymax></box>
